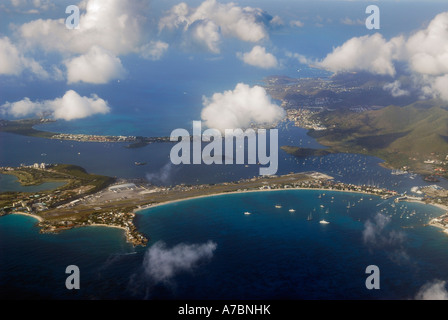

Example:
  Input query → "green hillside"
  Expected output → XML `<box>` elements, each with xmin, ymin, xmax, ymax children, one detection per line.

<box><xmin>304</xmin><ymin>101</ymin><xmax>448</xmax><ymax>176</ymax></box>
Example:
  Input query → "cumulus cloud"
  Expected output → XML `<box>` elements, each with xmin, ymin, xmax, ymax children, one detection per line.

<box><xmin>308</xmin><ymin>11</ymin><xmax>448</xmax><ymax>101</ymax></box>
<box><xmin>406</xmin><ymin>12</ymin><xmax>448</xmax><ymax>76</ymax></box>
<box><xmin>19</xmin><ymin>0</ymin><xmax>147</xmax><ymax>55</ymax></box>
<box><xmin>191</xmin><ymin>20</ymin><xmax>221</xmax><ymax>53</ymax></box>
<box><xmin>201</xmin><ymin>83</ymin><xmax>285</xmax><ymax>132</ymax></box>
<box><xmin>159</xmin><ymin>0</ymin><xmax>271</xmax><ymax>53</ymax></box>
<box><xmin>415</xmin><ymin>280</ymin><xmax>448</xmax><ymax>300</ymax></box>
<box><xmin>143</xmin><ymin>241</ymin><xmax>217</xmax><ymax>283</ymax></box>
<box><xmin>65</xmin><ymin>46</ymin><xmax>126</xmax><ymax>84</ymax></box>
<box><xmin>0</xmin><ymin>37</ymin><xmax>48</xmax><ymax>78</ymax></box>
<box><xmin>0</xmin><ymin>90</ymin><xmax>110</xmax><ymax>120</ymax></box>
<box><xmin>139</xmin><ymin>41</ymin><xmax>169</xmax><ymax>61</ymax></box>
<box><xmin>383</xmin><ymin>81</ymin><xmax>410</xmax><ymax>97</ymax></box>
<box><xmin>13</xmin><ymin>0</ymin><xmax>162</xmax><ymax>83</ymax></box>
<box><xmin>317</xmin><ymin>33</ymin><xmax>403</xmax><ymax>76</ymax></box>
<box><xmin>238</xmin><ymin>46</ymin><xmax>278</xmax><ymax>69</ymax></box>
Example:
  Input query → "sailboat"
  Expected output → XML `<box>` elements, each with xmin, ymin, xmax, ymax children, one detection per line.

<box><xmin>307</xmin><ymin>213</ymin><xmax>313</xmax><ymax>221</ymax></box>
<box><xmin>346</xmin><ymin>201</ymin><xmax>351</xmax><ymax>209</ymax></box>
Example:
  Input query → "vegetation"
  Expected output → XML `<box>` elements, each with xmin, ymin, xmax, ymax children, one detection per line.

<box><xmin>280</xmin><ymin>146</ymin><xmax>334</xmax><ymax>157</ymax></box>
<box><xmin>0</xmin><ymin>119</ymin><xmax>56</xmax><ymax>138</ymax></box>
<box><xmin>303</xmin><ymin>100</ymin><xmax>448</xmax><ymax>178</ymax></box>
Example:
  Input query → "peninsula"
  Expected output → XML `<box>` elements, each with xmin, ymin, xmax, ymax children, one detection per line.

<box><xmin>0</xmin><ymin>118</ymin><xmax>171</xmax><ymax>148</ymax></box>
<box><xmin>1</xmin><ymin>164</ymin><xmax>406</xmax><ymax>247</ymax></box>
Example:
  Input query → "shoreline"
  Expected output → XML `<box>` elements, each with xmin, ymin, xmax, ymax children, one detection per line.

<box><xmin>134</xmin><ymin>187</ymin><xmax>386</xmax><ymax>214</ymax></box>
<box><xmin>12</xmin><ymin>212</ymin><xmax>44</xmax><ymax>222</ymax></box>
<box><xmin>87</xmin><ymin>223</ymin><xmax>128</xmax><ymax>232</ymax></box>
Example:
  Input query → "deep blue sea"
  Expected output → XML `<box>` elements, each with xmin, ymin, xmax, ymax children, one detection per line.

<box><xmin>1</xmin><ymin>190</ymin><xmax>446</xmax><ymax>299</ymax></box>
<box><xmin>1</xmin><ymin>1</ymin><xmax>448</xmax><ymax>300</ymax></box>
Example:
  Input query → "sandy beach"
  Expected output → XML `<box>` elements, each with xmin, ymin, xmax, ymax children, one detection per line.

<box><xmin>88</xmin><ymin>223</ymin><xmax>128</xmax><ymax>232</ymax></box>
<box><xmin>12</xmin><ymin>212</ymin><xmax>44</xmax><ymax>222</ymax></box>
<box><xmin>134</xmin><ymin>187</ymin><xmax>384</xmax><ymax>214</ymax></box>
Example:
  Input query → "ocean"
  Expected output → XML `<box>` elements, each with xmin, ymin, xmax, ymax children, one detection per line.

<box><xmin>1</xmin><ymin>190</ymin><xmax>446</xmax><ymax>299</ymax></box>
<box><xmin>1</xmin><ymin>1</ymin><xmax>448</xmax><ymax>300</ymax></box>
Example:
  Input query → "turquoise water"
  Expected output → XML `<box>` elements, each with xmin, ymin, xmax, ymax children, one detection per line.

<box><xmin>1</xmin><ymin>190</ymin><xmax>447</xmax><ymax>299</ymax></box>
<box><xmin>0</xmin><ymin>173</ymin><xmax>66</xmax><ymax>193</ymax></box>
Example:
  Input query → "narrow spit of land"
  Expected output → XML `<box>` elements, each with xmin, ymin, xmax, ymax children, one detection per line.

<box><xmin>1</xmin><ymin>164</ymin><xmax>406</xmax><ymax>246</ymax></box>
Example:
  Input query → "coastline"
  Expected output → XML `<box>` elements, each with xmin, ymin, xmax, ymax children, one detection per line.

<box><xmin>134</xmin><ymin>187</ymin><xmax>384</xmax><ymax>214</ymax></box>
<box><xmin>12</xmin><ymin>212</ymin><xmax>44</xmax><ymax>222</ymax></box>
<box><xmin>88</xmin><ymin>223</ymin><xmax>128</xmax><ymax>231</ymax></box>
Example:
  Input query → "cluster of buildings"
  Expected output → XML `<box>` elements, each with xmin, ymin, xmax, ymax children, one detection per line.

<box><xmin>430</xmin><ymin>213</ymin><xmax>448</xmax><ymax>234</ymax></box>
<box><xmin>51</xmin><ymin>133</ymin><xmax>137</xmax><ymax>143</ymax></box>
<box><xmin>286</xmin><ymin>109</ymin><xmax>327</xmax><ymax>131</ymax></box>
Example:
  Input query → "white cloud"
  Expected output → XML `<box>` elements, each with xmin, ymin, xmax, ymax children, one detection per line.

<box><xmin>432</xmin><ymin>75</ymin><xmax>448</xmax><ymax>101</ymax></box>
<box><xmin>65</xmin><ymin>46</ymin><xmax>125</xmax><ymax>84</ymax></box>
<box><xmin>416</xmin><ymin>280</ymin><xmax>448</xmax><ymax>300</ymax></box>
<box><xmin>308</xmin><ymin>11</ymin><xmax>448</xmax><ymax>101</ymax></box>
<box><xmin>139</xmin><ymin>41</ymin><xmax>169</xmax><ymax>61</ymax></box>
<box><xmin>159</xmin><ymin>0</ymin><xmax>271</xmax><ymax>53</ymax></box>
<box><xmin>317</xmin><ymin>33</ymin><xmax>402</xmax><ymax>76</ymax></box>
<box><xmin>238</xmin><ymin>46</ymin><xmax>278</xmax><ymax>69</ymax></box>
<box><xmin>201</xmin><ymin>83</ymin><xmax>285</xmax><ymax>132</ymax></box>
<box><xmin>383</xmin><ymin>81</ymin><xmax>410</xmax><ymax>97</ymax></box>
<box><xmin>270</xmin><ymin>15</ymin><xmax>284</xmax><ymax>26</ymax></box>
<box><xmin>0</xmin><ymin>37</ymin><xmax>48</xmax><ymax>78</ymax></box>
<box><xmin>143</xmin><ymin>241</ymin><xmax>217</xmax><ymax>283</ymax></box>
<box><xmin>406</xmin><ymin>12</ymin><xmax>448</xmax><ymax>76</ymax></box>
<box><xmin>363</xmin><ymin>213</ymin><xmax>406</xmax><ymax>247</ymax></box>
<box><xmin>192</xmin><ymin>20</ymin><xmax>221</xmax><ymax>53</ymax></box>
<box><xmin>286</xmin><ymin>51</ymin><xmax>312</xmax><ymax>65</ymax></box>
<box><xmin>290</xmin><ymin>20</ymin><xmax>304</xmax><ymax>28</ymax></box>
<box><xmin>19</xmin><ymin>0</ymin><xmax>147</xmax><ymax>55</ymax></box>
<box><xmin>0</xmin><ymin>90</ymin><xmax>110</xmax><ymax>121</ymax></box>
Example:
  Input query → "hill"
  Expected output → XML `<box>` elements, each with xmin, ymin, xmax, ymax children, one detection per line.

<box><xmin>301</xmin><ymin>101</ymin><xmax>448</xmax><ymax>177</ymax></box>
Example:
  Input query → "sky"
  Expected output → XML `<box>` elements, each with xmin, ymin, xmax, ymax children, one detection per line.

<box><xmin>1</xmin><ymin>0</ymin><xmax>448</xmax><ymax>133</ymax></box>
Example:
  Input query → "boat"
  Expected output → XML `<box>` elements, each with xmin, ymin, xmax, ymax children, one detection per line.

<box><xmin>289</xmin><ymin>209</ymin><xmax>296</xmax><ymax>213</ymax></box>
<box><xmin>424</xmin><ymin>175</ymin><xmax>440</xmax><ymax>183</ymax></box>
<box><xmin>319</xmin><ymin>220</ymin><xmax>330</xmax><ymax>224</ymax></box>
<box><xmin>134</xmin><ymin>162</ymin><xmax>147</xmax><ymax>166</ymax></box>
<box><xmin>320</xmin><ymin>205</ymin><xmax>325</xmax><ymax>208</ymax></box>
<box><xmin>275</xmin><ymin>205</ymin><xmax>282</xmax><ymax>208</ymax></box>
<box><xmin>244</xmin><ymin>211</ymin><xmax>251</xmax><ymax>215</ymax></box>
